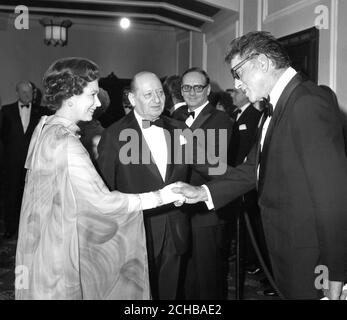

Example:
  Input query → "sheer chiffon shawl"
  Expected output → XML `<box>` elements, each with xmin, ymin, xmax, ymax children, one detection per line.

<box><xmin>15</xmin><ymin>116</ymin><xmax>150</xmax><ymax>300</ymax></box>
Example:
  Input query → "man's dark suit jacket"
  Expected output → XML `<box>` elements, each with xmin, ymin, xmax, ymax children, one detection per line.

<box><xmin>206</xmin><ymin>74</ymin><xmax>347</xmax><ymax>299</ymax></box>
<box><xmin>173</xmin><ymin>102</ymin><xmax>233</xmax><ymax>300</ymax></box>
<box><xmin>229</xmin><ymin>104</ymin><xmax>262</xmax><ymax>167</ymax></box>
<box><xmin>0</xmin><ymin>102</ymin><xmax>42</xmax><ymax>233</ymax></box>
<box><xmin>97</xmin><ymin>111</ymin><xmax>191</xmax><ymax>256</ymax></box>
<box><xmin>184</xmin><ymin>103</ymin><xmax>234</xmax><ymax>227</ymax></box>
<box><xmin>97</xmin><ymin>111</ymin><xmax>198</xmax><ymax>299</ymax></box>
<box><xmin>225</xmin><ymin>104</ymin><xmax>263</xmax><ymax>213</ymax></box>
<box><xmin>171</xmin><ymin>104</ymin><xmax>188</xmax><ymax>121</ymax></box>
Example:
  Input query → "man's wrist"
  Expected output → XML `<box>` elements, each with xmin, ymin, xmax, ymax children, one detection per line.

<box><xmin>197</xmin><ymin>186</ymin><xmax>208</xmax><ymax>201</ymax></box>
<box><xmin>201</xmin><ymin>184</ymin><xmax>215</xmax><ymax>210</ymax></box>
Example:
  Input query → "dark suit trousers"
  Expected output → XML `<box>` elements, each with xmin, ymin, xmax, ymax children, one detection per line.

<box><xmin>145</xmin><ymin>216</ymin><xmax>183</xmax><ymax>300</ymax></box>
<box><xmin>185</xmin><ymin>223</ymin><xmax>227</xmax><ymax>300</ymax></box>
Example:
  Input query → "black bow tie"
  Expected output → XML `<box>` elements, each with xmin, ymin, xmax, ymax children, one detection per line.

<box><xmin>21</xmin><ymin>104</ymin><xmax>29</xmax><ymax>108</ymax></box>
<box><xmin>142</xmin><ymin>118</ymin><xmax>164</xmax><ymax>129</ymax></box>
<box><xmin>231</xmin><ymin>108</ymin><xmax>241</xmax><ymax>120</ymax></box>
<box><xmin>262</xmin><ymin>96</ymin><xmax>273</xmax><ymax>117</ymax></box>
<box><xmin>187</xmin><ymin>111</ymin><xmax>195</xmax><ymax>119</ymax></box>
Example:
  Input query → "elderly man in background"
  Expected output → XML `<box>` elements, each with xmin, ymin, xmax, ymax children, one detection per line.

<box><xmin>0</xmin><ymin>81</ymin><xmax>43</xmax><ymax>239</ymax></box>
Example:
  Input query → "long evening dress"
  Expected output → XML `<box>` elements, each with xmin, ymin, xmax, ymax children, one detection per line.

<box><xmin>15</xmin><ymin>115</ymin><xmax>150</xmax><ymax>300</ymax></box>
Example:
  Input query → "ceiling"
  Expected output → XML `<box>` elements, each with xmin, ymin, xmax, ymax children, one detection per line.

<box><xmin>0</xmin><ymin>0</ymin><xmax>230</xmax><ymax>32</ymax></box>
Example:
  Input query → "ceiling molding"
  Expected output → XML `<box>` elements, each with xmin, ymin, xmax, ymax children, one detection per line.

<box><xmin>42</xmin><ymin>0</ymin><xmax>214</xmax><ymax>22</ymax></box>
<box><xmin>0</xmin><ymin>1</ymin><xmax>220</xmax><ymax>31</ymax></box>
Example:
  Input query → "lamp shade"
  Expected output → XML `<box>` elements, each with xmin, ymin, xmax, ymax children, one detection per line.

<box><xmin>39</xmin><ymin>18</ymin><xmax>72</xmax><ymax>46</ymax></box>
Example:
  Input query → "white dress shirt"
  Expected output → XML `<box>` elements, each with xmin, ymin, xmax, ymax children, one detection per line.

<box><xmin>259</xmin><ymin>67</ymin><xmax>297</xmax><ymax>151</ymax></box>
<box><xmin>185</xmin><ymin>100</ymin><xmax>209</xmax><ymax>127</ymax></box>
<box><xmin>18</xmin><ymin>101</ymin><xmax>32</xmax><ymax>133</ymax></box>
<box><xmin>134</xmin><ymin>111</ymin><xmax>168</xmax><ymax>181</ymax></box>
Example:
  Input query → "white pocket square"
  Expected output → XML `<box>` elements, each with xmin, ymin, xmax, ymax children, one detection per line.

<box><xmin>179</xmin><ymin>134</ymin><xmax>187</xmax><ymax>145</ymax></box>
<box><xmin>239</xmin><ymin>124</ymin><xmax>247</xmax><ymax>131</ymax></box>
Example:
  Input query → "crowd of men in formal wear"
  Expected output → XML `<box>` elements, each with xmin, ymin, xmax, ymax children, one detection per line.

<box><xmin>1</xmin><ymin>31</ymin><xmax>346</xmax><ymax>300</ymax></box>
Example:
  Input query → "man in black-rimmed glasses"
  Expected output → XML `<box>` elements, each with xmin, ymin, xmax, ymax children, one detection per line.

<box><xmin>174</xmin><ymin>31</ymin><xmax>347</xmax><ymax>300</ymax></box>
<box><xmin>178</xmin><ymin>67</ymin><xmax>234</xmax><ymax>300</ymax></box>
<box><xmin>230</xmin><ymin>53</ymin><xmax>260</xmax><ymax>80</ymax></box>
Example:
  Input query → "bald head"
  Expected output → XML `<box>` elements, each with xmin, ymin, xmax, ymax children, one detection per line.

<box><xmin>16</xmin><ymin>81</ymin><xmax>33</xmax><ymax>104</ymax></box>
<box><xmin>128</xmin><ymin>71</ymin><xmax>165</xmax><ymax>120</ymax></box>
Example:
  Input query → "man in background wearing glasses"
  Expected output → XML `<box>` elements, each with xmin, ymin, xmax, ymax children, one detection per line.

<box><xmin>174</xmin><ymin>32</ymin><xmax>347</xmax><ymax>300</ymax></box>
<box><xmin>177</xmin><ymin>67</ymin><xmax>234</xmax><ymax>300</ymax></box>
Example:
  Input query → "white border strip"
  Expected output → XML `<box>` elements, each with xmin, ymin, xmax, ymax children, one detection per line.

<box><xmin>189</xmin><ymin>31</ymin><xmax>193</xmax><ymax>68</ymax></box>
<box><xmin>329</xmin><ymin>0</ymin><xmax>338</xmax><ymax>91</ymax></box>
<box><xmin>238</xmin><ymin>0</ymin><xmax>244</xmax><ymax>36</ymax></box>
<box><xmin>202</xmin><ymin>33</ymin><xmax>207</xmax><ymax>71</ymax></box>
<box><xmin>257</xmin><ymin>0</ymin><xmax>262</xmax><ymax>31</ymax></box>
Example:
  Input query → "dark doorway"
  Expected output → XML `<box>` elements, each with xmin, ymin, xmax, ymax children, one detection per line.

<box><xmin>98</xmin><ymin>73</ymin><xmax>131</xmax><ymax>128</ymax></box>
<box><xmin>278</xmin><ymin>27</ymin><xmax>319</xmax><ymax>83</ymax></box>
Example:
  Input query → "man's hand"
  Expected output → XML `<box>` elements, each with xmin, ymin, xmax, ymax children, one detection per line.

<box><xmin>159</xmin><ymin>183</ymin><xmax>186</xmax><ymax>206</ymax></box>
<box><xmin>323</xmin><ymin>281</ymin><xmax>345</xmax><ymax>300</ymax></box>
<box><xmin>171</xmin><ymin>182</ymin><xmax>208</xmax><ymax>204</ymax></box>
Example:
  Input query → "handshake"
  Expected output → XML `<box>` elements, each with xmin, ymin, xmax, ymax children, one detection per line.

<box><xmin>158</xmin><ymin>182</ymin><xmax>209</xmax><ymax>207</ymax></box>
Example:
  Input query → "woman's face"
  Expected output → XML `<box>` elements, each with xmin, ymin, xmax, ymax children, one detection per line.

<box><xmin>71</xmin><ymin>80</ymin><xmax>101</xmax><ymax>122</ymax></box>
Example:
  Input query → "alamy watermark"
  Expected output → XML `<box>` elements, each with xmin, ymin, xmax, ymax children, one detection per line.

<box><xmin>14</xmin><ymin>5</ymin><xmax>29</xmax><ymax>30</ymax></box>
<box><xmin>118</xmin><ymin>128</ymin><xmax>228</xmax><ymax>176</ymax></box>
<box><xmin>314</xmin><ymin>5</ymin><xmax>329</xmax><ymax>30</ymax></box>
<box><xmin>15</xmin><ymin>265</ymin><xmax>29</xmax><ymax>290</ymax></box>
<box><xmin>314</xmin><ymin>265</ymin><xmax>329</xmax><ymax>290</ymax></box>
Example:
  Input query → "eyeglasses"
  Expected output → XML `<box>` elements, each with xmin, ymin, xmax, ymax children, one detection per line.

<box><xmin>230</xmin><ymin>53</ymin><xmax>259</xmax><ymax>80</ymax></box>
<box><xmin>181</xmin><ymin>84</ymin><xmax>208</xmax><ymax>93</ymax></box>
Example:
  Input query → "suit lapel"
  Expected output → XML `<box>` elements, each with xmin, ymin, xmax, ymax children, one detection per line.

<box><xmin>12</xmin><ymin>102</ymin><xmax>25</xmax><ymax>135</ymax></box>
<box><xmin>258</xmin><ymin>73</ymin><xmax>304</xmax><ymax>191</ymax></box>
<box><xmin>162</xmin><ymin>117</ymin><xmax>176</xmax><ymax>183</ymax></box>
<box><xmin>25</xmin><ymin>104</ymin><xmax>40</xmax><ymax>137</ymax></box>
<box><xmin>189</xmin><ymin>103</ymin><xmax>214</xmax><ymax>131</ymax></box>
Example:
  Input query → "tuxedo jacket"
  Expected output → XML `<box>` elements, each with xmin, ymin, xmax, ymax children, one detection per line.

<box><xmin>227</xmin><ymin>104</ymin><xmax>263</xmax><ymax>211</ymax></box>
<box><xmin>97</xmin><ymin>111</ymin><xmax>192</xmax><ymax>257</ymax></box>
<box><xmin>229</xmin><ymin>104</ymin><xmax>262</xmax><ymax>167</ymax></box>
<box><xmin>176</xmin><ymin>103</ymin><xmax>234</xmax><ymax>228</ymax></box>
<box><xmin>0</xmin><ymin>102</ymin><xmax>42</xmax><ymax>173</ymax></box>
<box><xmin>171</xmin><ymin>104</ymin><xmax>188</xmax><ymax>122</ymax></box>
<box><xmin>206</xmin><ymin>74</ymin><xmax>347</xmax><ymax>298</ymax></box>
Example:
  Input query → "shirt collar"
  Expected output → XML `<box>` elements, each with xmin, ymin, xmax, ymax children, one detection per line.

<box><xmin>238</xmin><ymin>102</ymin><xmax>251</xmax><ymax>116</ymax></box>
<box><xmin>188</xmin><ymin>100</ymin><xmax>209</xmax><ymax>118</ymax></box>
<box><xmin>269</xmin><ymin>67</ymin><xmax>297</xmax><ymax>110</ymax></box>
<box><xmin>173</xmin><ymin>102</ymin><xmax>186</xmax><ymax>111</ymax></box>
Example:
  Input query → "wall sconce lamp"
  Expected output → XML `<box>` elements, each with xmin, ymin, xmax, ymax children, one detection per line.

<box><xmin>39</xmin><ymin>18</ymin><xmax>72</xmax><ymax>46</ymax></box>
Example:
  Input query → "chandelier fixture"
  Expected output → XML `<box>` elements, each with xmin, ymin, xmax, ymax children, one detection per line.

<box><xmin>39</xmin><ymin>18</ymin><xmax>72</xmax><ymax>46</ymax></box>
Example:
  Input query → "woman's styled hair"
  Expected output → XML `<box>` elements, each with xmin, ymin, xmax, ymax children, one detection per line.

<box><xmin>43</xmin><ymin>57</ymin><xmax>99</xmax><ymax>110</ymax></box>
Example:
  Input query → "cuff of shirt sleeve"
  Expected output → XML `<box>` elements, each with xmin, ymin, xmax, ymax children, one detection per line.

<box><xmin>201</xmin><ymin>184</ymin><xmax>215</xmax><ymax>210</ymax></box>
<box><xmin>138</xmin><ymin>192</ymin><xmax>159</xmax><ymax>211</ymax></box>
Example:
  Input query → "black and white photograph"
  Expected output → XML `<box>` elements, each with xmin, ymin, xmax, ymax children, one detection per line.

<box><xmin>0</xmin><ymin>0</ymin><xmax>346</xmax><ymax>305</ymax></box>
